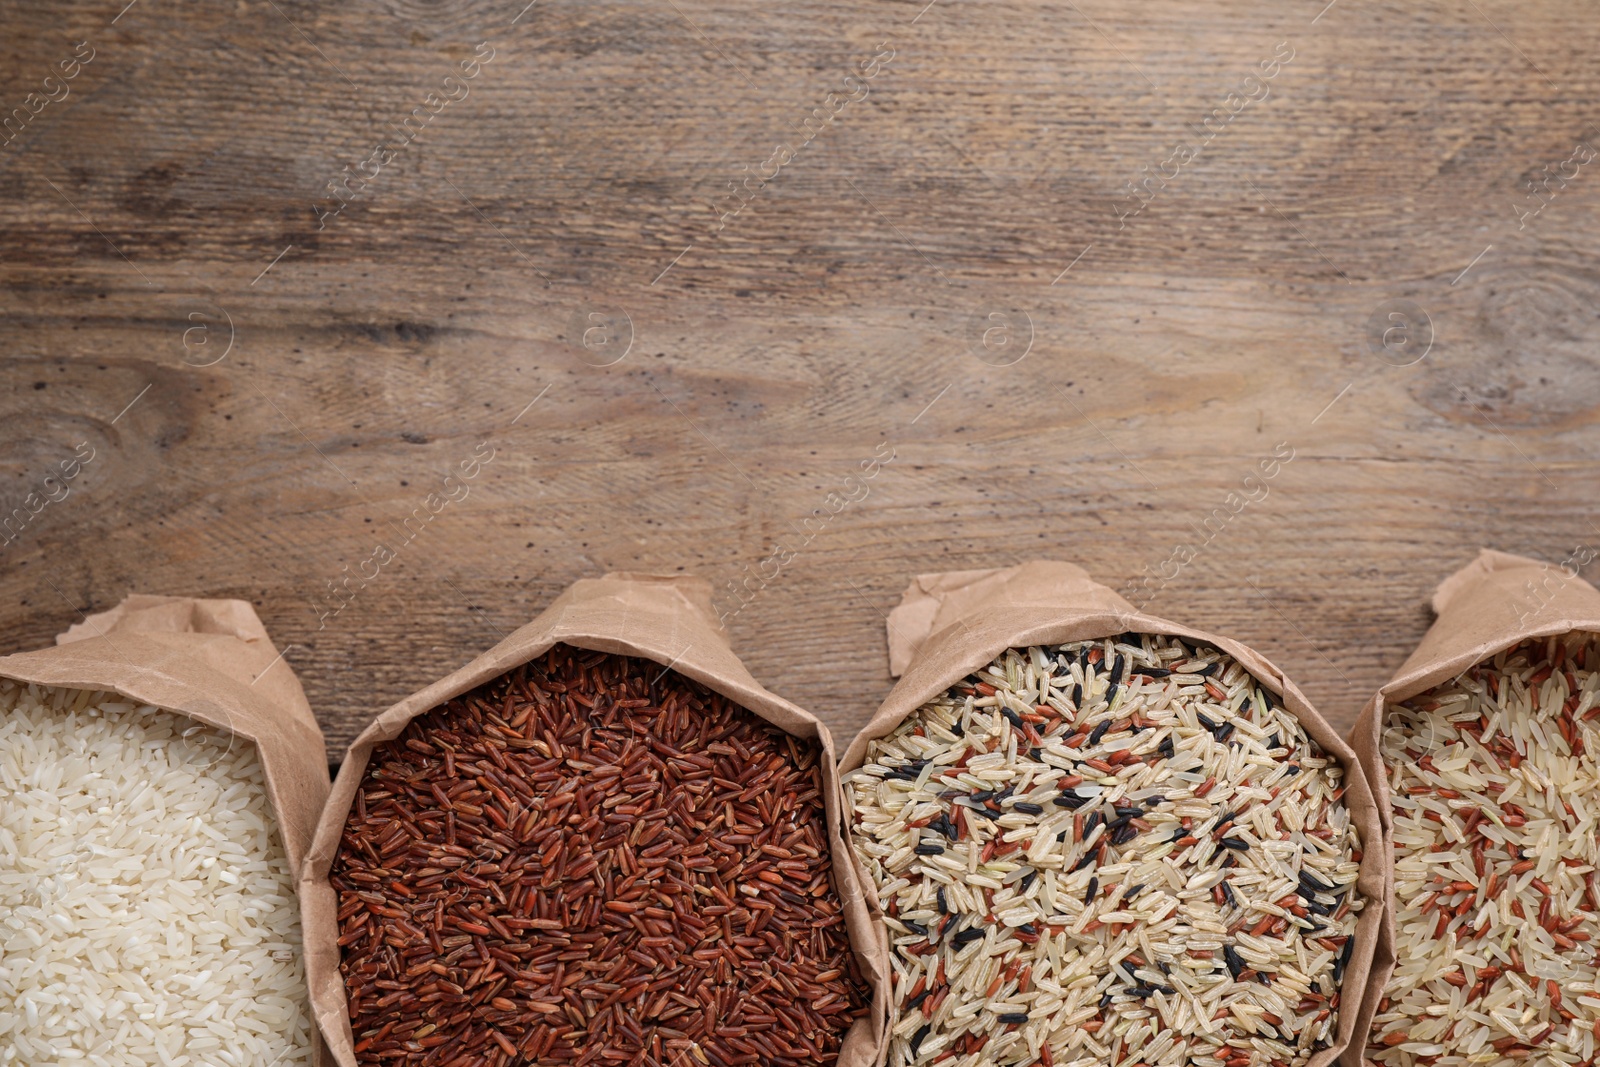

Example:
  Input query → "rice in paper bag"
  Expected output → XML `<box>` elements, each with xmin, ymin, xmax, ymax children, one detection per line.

<box><xmin>301</xmin><ymin>572</ymin><xmax>881</xmax><ymax>1067</ymax></box>
<box><xmin>0</xmin><ymin>594</ymin><xmax>329</xmax><ymax>1065</ymax></box>
<box><xmin>1352</xmin><ymin>549</ymin><xmax>1600</xmax><ymax>1067</ymax></box>
<box><xmin>840</xmin><ymin>561</ymin><xmax>1386</xmax><ymax>1067</ymax></box>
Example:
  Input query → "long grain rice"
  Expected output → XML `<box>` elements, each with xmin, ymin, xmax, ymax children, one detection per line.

<box><xmin>846</xmin><ymin>633</ymin><xmax>1363</xmax><ymax>1067</ymax></box>
<box><xmin>0</xmin><ymin>680</ymin><xmax>312</xmax><ymax>1066</ymax></box>
<box><xmin>1373</xmin><ymin>633</ymin><xmax>1600</xmax><ymax>1067</ymax></box>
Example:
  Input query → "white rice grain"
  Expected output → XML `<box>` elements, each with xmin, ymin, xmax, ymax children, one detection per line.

<box><xmin>0</xmin><ymin>680</ymin><xmax>312</xmax><ymax>1066</ymax></box>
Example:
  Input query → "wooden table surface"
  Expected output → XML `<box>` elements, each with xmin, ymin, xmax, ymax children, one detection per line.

<box><xmin>4</xmin><ymin>0</ymin><xmax>1598</xmax><ymax>764</ymax></box>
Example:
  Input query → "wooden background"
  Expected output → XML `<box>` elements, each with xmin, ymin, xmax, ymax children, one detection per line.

<box><xmin>3</xmin><ymin>0</ymin><xmax>1598</xmax><ymax>765</ymax></box>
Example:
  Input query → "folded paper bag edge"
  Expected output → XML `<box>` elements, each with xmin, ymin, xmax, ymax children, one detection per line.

<box><xmin>886</xmin><ymin>561</ymin><xmax>1137</xmax><ymax>676</ymax></box>
<box><xmin>1429</xmin><ymin>547</ymin><xmax>1553</xmax><ymax>615</ymax></box>
<box><xmin>58</xmin><ymin>593</ymin><xmax>273</xmax><ymax>646</ymax></box>
<box><xmin>581</xmin><ymin>569</ymin><xmax>718</xmax><ymax>615</ymax></box>
<box><xmin>52</xmin><ymin>593</ymin><xmax>316</xmax><ymax>723</ymax></box>
<box><xmin>1389</xmin><ymin>548</ymin><xmax>1600</xmax><ymax>704</ymax></box>
<box><xmin>885</xmin><ymin>568</ymin><xmax>1003</xmax><ymax>678</ymax></box>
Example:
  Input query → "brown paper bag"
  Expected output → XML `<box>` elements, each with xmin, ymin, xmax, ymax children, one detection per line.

<box><xmin>841</xmin><ymin>560</ymin><xmax>1389</xmax><ymax>1067</ymax></box>
<box><xmin>0</xmin><ymin>593</ymin><xmax>331</xmax><ymax>1061</ymax></box>
<box><xmin>301</xmin><ymin>572</ymin><xmax>884</xmax><ymax>1066</ymax></box>
<box><xmin>1348</xmin><ymin>548</ymin><xmax>1600</xmax><ymax>1063</ymax></box>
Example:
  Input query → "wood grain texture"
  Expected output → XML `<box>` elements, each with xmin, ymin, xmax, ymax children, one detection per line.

<box><xmin>3</xmin><ymin>0</ymin><xmax>1599</xmax><ymax>763</ymax></box>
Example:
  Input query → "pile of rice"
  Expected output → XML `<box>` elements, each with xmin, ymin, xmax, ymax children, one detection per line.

<box><xmin>1374</xmin><ymin>633</ymin><xmax>1600</xmax><ymax>1067</ymax></box>
<box><xmin>846</xmin><ymin>634</ymin><xmax>1364</xmax><ymax>1067</ymax></box>
<box><xmin>0</xmin><ymin>681</ymin><xmax>312</xmax><ymax>1066</ymax></box>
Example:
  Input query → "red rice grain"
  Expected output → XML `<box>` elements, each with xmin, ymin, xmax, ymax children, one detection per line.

<box><xmin>331</xmin><ymin>645</ymin><xmax>868</xmax><ymax>1067</ymax></box>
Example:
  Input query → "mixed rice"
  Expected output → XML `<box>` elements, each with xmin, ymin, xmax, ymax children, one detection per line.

<box><xmin>846</xmin><ymin>634</ymin><xmax>1364</xmax><ymax>1067</ymax></box>
<box><xmin>1374</xmin><ymin>633</ymin><xmax>1600</xmax><ymax>1067</ymax></box>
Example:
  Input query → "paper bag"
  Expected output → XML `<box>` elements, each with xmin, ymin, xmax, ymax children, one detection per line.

<box><xmin>1348</xmin><ymin>548</ymin><xmax>1600</xmax><ymax>1063</ymax></box>
<box><xmin>301</xmin><ymin>572</ymin><xmax>883</xmax><ymax>1066</ymax></box>
<box><xmin>842</xmin><ymin>561</ymin><xmax>1389</xmax><ymax>1067</ymax></box>
<box><xmin>0</xmin><ymin>593</ymin><xmax>330</xmax><ymax>1061</ymax></box>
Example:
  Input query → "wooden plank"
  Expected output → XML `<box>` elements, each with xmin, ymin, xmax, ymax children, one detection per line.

<box><xmin>3</xmin><ymin>0</ymin><xmax>1598</xmax><ymax>761</ymax></box>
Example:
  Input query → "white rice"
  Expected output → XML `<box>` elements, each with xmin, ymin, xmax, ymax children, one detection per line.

<box><xmin>846</xmin><ymin>634</ymin><xmax>1363</xmax><ymax>1067</ymax></box>
<box><xmin>0</xmin><ymin>681</ymin><xmax>312</xmax><ymax>1066</ymax></box>
<box><xmin>1374</xmin><ymin>632</ymin><xmax>1600</xmax><ymax>1067</ymax></box>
